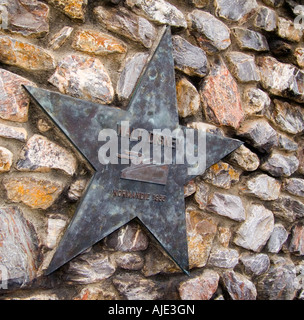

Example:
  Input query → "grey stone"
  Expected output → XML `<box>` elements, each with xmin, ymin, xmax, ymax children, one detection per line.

<box><xmin>215</xmin><ymin>0</ymin><xmax>258</xmax><ymax>22</ymax></box>
<box><xmin>234</xmin><ymin>204</ymin><xmax>274</xmax><ymax>252</ymax></box>
<box><xmin>0</xmin><ymin>123</ymin><xmax>27</xmax><ymax>142</ymax></box>
<box><xmin>94</xmin><ymin>6</ymin><xmax>156</xmax><ymax>48</ymax></box>
<box><xmin>116</xmin><ymin>52</ymin><xmax>149</xmax><ymax>102</ymax></box>
<box><xmin>49</xmin><ymin>26</ymin><xmax>74</xmax><ymax>51</ymax></box>
<box><xmin>184</xmin><ymin>180</ymin><xmax>196</xmax><ymax>198</ymax></box>
<box><xmin>260</xmin><ymin>152</ymin><xmax>299</xmax><ymax>177</ymax></box>
<box><xmin>44</xmin><ymin>214</ymin><xmax>68</xmax><ymax>250</ymax></box>
<box><xmin>103</xmin><ymin>221</ymin><xmax>149</xmax><ymax>252</ymax></box>
<box><xmin>227</xmin><ymin>52</ymin><xmax>260</xmax><ymax>83</ymax></box>
<box><xmin>16</xmin><ymin>134</ymin><xmax>77</xmax><ymax>176</ymax></box>
<box><xmin>0</xmin><ymin>207</ymin><xmax>38</xmax><ymax>288</ymax></box>
<box><xmin>257</xmin><ymin>256</ymin><xmax>298</xmax><ymax>300</ymax></box>
<box><xmin>268</xmin><ymin>100</ymin><xmax>304</xmax><ymax>135</ymax></box>
<box><xmin>254</xmin><ymin>6</ymin><xmax>277</xmax><ymax>32</ymax></box>
<box><xmin>243</xmin><ymin>87</ymin><xmax>271</xmax><ymax>115</ymax></box>
<box><xmin>257</xmin><ymin>56</ymin><xmax>304</xmax><ymax>104</ymax></box>
<box><xmin>222</xmin><ymin>271</ymin><xmax>257</xmax><ymax>300</ymax></box>
<box><xmin>232</xmin><ymin>27</ymin><xmax>269</xmax><ymax>52</ymax></box>
<box><xmin>267</xmin><ymin>196</ymin><xmax>304</xmax><ymax>223</ymax></box>
<box><xmin>283</xmin><ymin>178</ymin><xmax>304</xmax><ymax>197</ymax></box>
<box><xmin>207</xmin><ymin>192</ymin><xmax>246</xmax><ymax>222</ymax></box>
<box><xmin>228</xmin><ymin>145</ymin><xmax>260</xmax><ymax>171</ymax></box>
<box><xmin>113</xmin><ymin>273</ymin><xmax>162</xmax><ymax>300</ymax></box>
<box><xmin>266</xmin><ymin>224</ymin><xmax>289</xmax><ymax>253</ymax></box>
<box><xmin>203</xmin><ymin>161</ymin><xmax>241</xmax><ymax>189</ymax></box>
<box><xmin>68</xmin><ymin>179</ymin><xmax>87</xmax><ymax>201</ymax></box>
<box><xmin>125</xmin><ymin>0</ymin><xmax>187</xmax><ymax>28</ymax></box>
<box><xmin>178</xmin><ymin>269</ymin><xmax>219</xmax><ymax>300</ymax></box>
<box><xmin>187</xmin><ymin>10</ymin><xmax>231</xmax><ymax>54</ymax></box>
<box><xmin>240</xmin><ymin>253</ymin><xmax>270</xmax><ymax>276</ymax></box>
<box><xmin>237</xmin><ymin>119</ymin><xmax>278</xmax><ymax>153</ymax></box>
<box><xmin>172</xmin><ymin>35</ymin><xmax>209</xmax><ymax>77</ymax></box>
<box><xmin>240</xmin><ymin>174</ymin><xmax>281</xmax><ymax>201</ymax></box>
<box><xmin>64</xmin><ymin>251</ymin><xmax>116</xmax><ymax>284</ymax></box>
<box><xmin>278</xmin><ymin>135</ymin><xmax>298</xmax><ymax>152</ymax></box>
<box><xmin>194</xmin><ymin>181</ymin><xmax>210</xmax><ymax>210</ymax></box>
<box><xmin>208</xmin><ymin>246</ymin><xmax>239</xmax><ymax>268</ymax></box>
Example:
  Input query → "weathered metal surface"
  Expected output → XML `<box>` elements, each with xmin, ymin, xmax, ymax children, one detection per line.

<box><xmin>24</xmin><ymin>27</ymin><xmax>242</xmax><ymax>275</ymax></box>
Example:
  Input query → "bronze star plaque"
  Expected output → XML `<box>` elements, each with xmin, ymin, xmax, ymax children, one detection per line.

<box><xmin>24</xmin><ymin>27</ymin><xmax>242</xmax><ymax>275</ymax></box>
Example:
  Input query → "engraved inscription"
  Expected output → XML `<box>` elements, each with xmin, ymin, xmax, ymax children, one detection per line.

<box><xmin>113</xmin><ymin>189</ymin><xmax>166</xmax><ymax>202</ymax></box>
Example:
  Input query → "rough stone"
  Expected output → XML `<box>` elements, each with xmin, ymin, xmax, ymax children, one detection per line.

<box><xmin>49</xmin><ymin>26</ymin><xmax>74</xmax><ymax>51</ymax></box>
<box><xmin>0</xmin><ymin>35</ymin><xmax>56</xmax><ymax>71</ymax></box>
<box><xmin>187</xmin><ymin>122</ymin><xmax>225</xmax><ymax>137</ymax></box>
<box><xmin>0</xmin><ymin>123</ymin><xmax>27</xmax><ymax>142</ymax></box>
<box><xmin>0</xmin><ymin>0</ymin><xmax>49</xmax><ymax>37</ymax></box>
<box><xmin>207</xmin><ymin>193</ymin><xmax>245</xmax><ymax>222</ymax></box>
<box><xmin>37</xmin><ymin>119</ymin><xmax>52</xmax><ymax>133</ymax></box>
<box><xmin>228</xmin><ymin>145</ymin><xmax>260</xmax><ymax>171</ymax></box>
<box><xmin>190</xmin><ymin>0</ymin><xmax>209</xmax><ymax>8</ymax></box>
<box><xmin>3</xmin><ymin>177</ymin><xmax>64</xmax><ymax>210</ymax></box>
<box><xmin>46</xmin><ymin>0</ymin><xmax>87</xmax><ymax>20</ymax></box>
<box><xmin>289</xmin><ymin>224</ymin><xmax>304</xmax><ymax>256</ymax></box>
<box><xmin>187</xmin><ymin>10</ymin><xmax>231</xmax><ymax>54</ymax></box>
<box><xmin>239</xmin><ymin>174</ymin><xmax>281</xmax><ymax>201</ymax></box>
<box><xmin>72</xmin><ymin>29</ymin><xmax>127</xmax><ymax>55</ymax></box>
<box><xmin>4</xmin><ymin>292</ymin><xmax>59</xmax><ymax>300</ymax></box>
<box><xmin>103</xmin><ymin>221</ymin><xmax>149</xmax><ymax>252</ymax></box>
<box><xmin>176</xmin><ymin>77</ymin><xmax>200</xmax><ymax>118</ymax></box>
<box><xmin>186</xmin><ymin>206</ymin><xmax>217</xmax><ymax>269</ymax></box>
<box><xmin>199</xmin><ymin>58</ymin><xmax>244</xmax><ymax>129</ymax></box>
<box><xmin>278</xmin><ymin>135</ymin><xmax>298</xmax><ymax>152</ymax></box>
<box><xmin>208</xmin><ymin>246</ymin><xmax>239</xmax><ymax>268</ymax></box>
<box><xmin>44</xmin><ymin>214</ymin><xmax>68</xmax><ymax>250</ymax></box>
<box><xmin>243</xmin><ymin>88</ymin><xmax>271</xmax><ymax>116</ymax></box>
<box><xmin>68</xmin><ymin>179</ymin><xmax>87</xmax><ymax>201</ymax></box>
<box><xmin>0</xmin><ymin>207</ymin><xmax>38</xmax><ymax>287</ymax></box>
<box><xmin>267</xmin><ymin>196</ymin><xmax>304</xmax><ymax>223</ymax></box>
<box><xmin>294</xmin><ymin>47</ymin><xmax>304</xmax><ymax>68</ymax></box>
<box><xmin>226</xmin><ymin>52</ymin><xmax>260</xmax><ymax>82</ymax></box>
<box><xmin>116</xmin><ymin>52</ymin><xmax>148</xmax><ymax>102</ymax></box>
<box><xmin>234</xmin><ymin>204</ymin><xmax>274</xmax><ymax>252</ymax></box>
<box><xmin>49</xmin><ymin>54</ymin><xmax>114</xmax><ymax>105</ymax></box>
<box><xmin>194</xmin><ymin>181</ymin><xmax>210</xmax><ymax>210</ymax></box>
<box><xmin>64</xmin><ymin>251</ymin><xmax>116</xmax><ymax>284</ymax></box>
<box><xmin>17</xmin><ymin>135</ymin><xmax>77</xmax><ymax>176</ymax></box>
<box><xmin>112</xmin><ymin>273</ymin><xmax>162</xmax><ymax>300</ymax></box>
<box><xmin>237</xmin><ymin>119</ymin><xmax>278</xmax><ymax>153</ymax></box>
<box><xmin>232</xmin><ymin>27</ymin><xmax>269</xmax><ymax>52</ymax></box>
<box><xmin>178</xmin><ymin>269</ymin><xmax>219</xmax><ymax>300</ymax></box>
<box><xmin>125</xmin><ymin>0</ymin><xmax>187</xmax><ymax>28</ymax></box>
<box><xmin>266</xmin><ymin>224</ymin><xmax>289</xmax><ymax>253</ymax></box>
<box><xmin>203</xmin><ymin>161</ymin><xmax>241</xmax><ymax>189</ymax></box>
<box><xmin>222</xmin><ymin>271</ymin><xmax>257</xmax><ymax>300</ymax></box>
<box><xmin>260</xmin><ymin>152</ymin><xmax>299</xmax><ymax>177</ymax></box>
<box><xmin>283</xmin><ymin>178</ymin><xmax>304</xmax><ymax>197</ymax></box>
<box><xmin>215</xmin><ymin>0</ymin><xmax>258</xmax><ymax>22</ymax></box>
<box><xmin>268</xmin><ymin>100</ymin><xmax>304</xmax><ymax>135</ymax></box>
<box><xmin>257</xmin><ymin>56</ymin><xmax>304</xmax><ymax>104</ymax></box>
<box><xmin>277</xmin><ymin>17</ymin><xmax>303</xmax><ymax>42</ymax></box>
<box><xmin>184</xmin><ymin>180</ymin><xmax>196</xmax><ymax>198</ymax></box>
<box><xmin>172</xmin><ymin>35</ymin><xmax>209</xmax><ymax>78</ymax></box>
<box><xmin>142</xmin><ymin>245</ymin><xmax>179</xmax><ymax>276</ymax></box>
<box><xmin>73</xmin><ymin>282</ymin><xmax>120</xmax><ymax>300</ymax></box>
<box><xmin>94</xmin><ymin>6</ymin><xmax>156</xmax><ymax>49</ymax></box>
<box><xmin>257</xmin><ymin>256</ymin><xmax>298</xmax><ymax>300</ymax></box>
<box><xmin>254</xmin><ymin>6</ymin><xmax>277</xmax><ymax>32</ymax></box>
<box><xmin>269</xmin><ymin>39</ymin><xmax>293</xmax><ymax>57</ymax></box>
<box><xmin>298</xmin><ymin>139</ymin><xmax>304</xmax><ymax>174</ymax></box>
<box><xmin>0</xmin><ymin>69</ymin><xmax>36</xmax><ymax>123</ymax></box>
<box><xmin>217</xmin><ymin>227</ymin><xmax>231</xmax><ymax>248</ymax></box>
<box><xmin>263</xmin><ymin>0</ymin><xmax>284</xmax><ymax>7</ymax></box>
<box><xmin>113</xmin><ymin>252</ymin><xmax>144</xmax><ymax>271</ymax></box>
<box><xmin>0</xmin><ymin>147</ymin><xmax>13</xmax><ymax>172</ymax></box>
<box><xmin>240</xmin><ymin>253</ymin><xmax>270</xmax><ymax>276</ymax></box>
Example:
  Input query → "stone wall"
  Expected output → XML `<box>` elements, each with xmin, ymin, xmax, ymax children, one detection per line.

<box><xmin>0</xmin><ymin>0</ymin><xmax>304</xmax><ymax>300</ymax></box>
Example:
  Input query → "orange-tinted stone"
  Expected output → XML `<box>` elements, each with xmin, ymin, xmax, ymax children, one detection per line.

<box><xmin>72</xmin><ymin>29</ymin><xmax>127</xmax><ymax>55</ymax></box>
<box><xmin>46</xmin><ymin>0</ymin><xmax>87</xmax><ymax>20</ymax></box>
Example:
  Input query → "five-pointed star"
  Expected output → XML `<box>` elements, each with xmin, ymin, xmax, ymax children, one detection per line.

<box><xmin>24</xmin><ymin>27</ymin><xmax>242</xmax><ymax>275</ymax></box>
